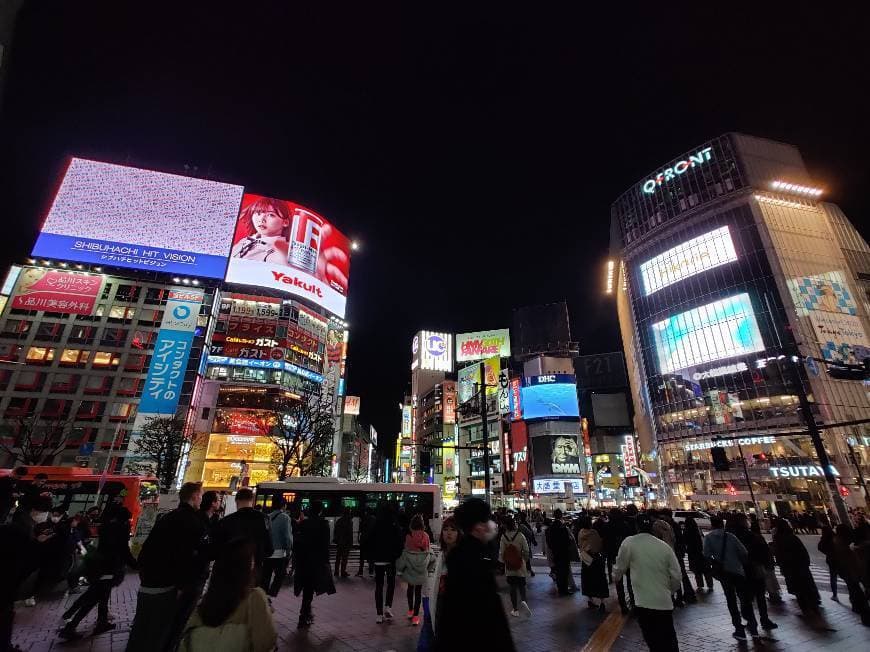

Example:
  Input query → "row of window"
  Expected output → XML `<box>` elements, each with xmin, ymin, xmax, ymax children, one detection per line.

<box><xmin>0</xmin><ymin>369</ymin><xmax>142</xmax><ymax>396</ymax></box>
<box><xmin>4</xmin><ymin>396</ymin><xmax>135</xmax><ymax>421</ymax></box>
<box><xmin>1</xmin><ymin>321</ymin><xmax>159</xmax><ymax>348</ymax></box>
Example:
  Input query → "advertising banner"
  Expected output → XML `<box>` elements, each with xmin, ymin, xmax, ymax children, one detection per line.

<box><xmin>344</xmin><ymin>395</ymin><xmax>361</xmax><ymax>415</ymax></box>
<box><xmin>322</xmin><ymin>321</ymin><xmax>343</xmax><ymax>414</ymax></box>
<box><xmin>138</xmin><ymin>288</ymin><xmax>204</xmax><ymax>416</ymax></box>
<box><xmin>224</xmin><ymin>194</ymin><xmax>351</xmax><ymax>318</ymax></box>
<box><xmin>531</xmin><ymin>434</ymin><xmax>582</xmax><ymax>476</ymax></box>
<box><xmin>226</xmin><ymin>316</ymin><xmax>277</xmax><ymax>338</ymax></box>
<box><xmin>652</xmin><ymin>293</ymin><xmax>765</xmax><ymax>374</ymax></box>
<box><xmin>808</xmin><ymin>311</ymin><xmax>870</xmax><ymax>364</ymax></box>
<box><xmin>11</xmin><ymin>267</ymin><xmax>104</xmax><ymax>315</ymax></box>
<box><xmin>791</xmin><ymin>273</ymin><xmax>858</xmax><ymax>316</ymax></box>
<box><xmin>213</xmin><ymin>408</ymin><xmax>276</xmax><ymax>435</ymax></box>
<box><xmin>640</xmin><ymin>226</ymin><xmax>737</xmax><ymax>296</ymax></box>
<box><xmin>520</xmin><ymin>382</ymin><xmax>579</xmax><ymax>419</ymax></box>
<box><xmin>442</xmin><ymin>381</ymin><xmax>456</xmax><ymax>424</ymax></box>
<box><xmin>31</xmin><ymin>158</ymin><xmax>243</xmax><ymax>278</ymax></box>
<box><xmin>455</xmin><ymin>328</ymin><xmax>511</xmax><ymax>362</ymax></box>
<box><xmin>509</xmin><ymin>377</ymin><xmax>523</xmax><ymax>421</ymax></box>
<box><xmin>402</xmin><ymin>405</ymin><xmax>412</xmax><ymax>437</ymax></box>
<box><xmin>412</xmin><ymin>331</ymin><xmax>453</xmax><ymax>372</ymax></box>
<box><xmin>533</xmin><ymin>478</ymin><xmax>584</xmax><ymax>494</ymax></box>
<box><xmin>457</xmin><ymin>356</ymin><xmax>501</xmax><ymax>404</ymax></box>
<box><xmin>286</xmin><ymin>322</ymin><xmax>320</xmax><ymax>352</ymax></box>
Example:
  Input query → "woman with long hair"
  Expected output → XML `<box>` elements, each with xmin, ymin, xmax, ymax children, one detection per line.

<box><xmin>422</xmin><ymin>516</ymin><xmax>461</xmax><ymax>650</ymax></box>
<box><xmin>772</xmin><ymin>519</ymin><xmax>820</xmax><ymax>616</ymax></box>
<box><xmin>230</xmin><ymin>196</ymin><xmax>292</xmax><ymax>263</ymax></box>
<box><xmin>180</xmin><ymin>538</ymin><xmax>277</xmax><ymax>652</ymax></box>
<box><xmin>683</xmin><ymin>516</ymin><xmax>712</xmax><ymax>591</ymax></box>
<box><xmin>577</xmin><ymin>514</ymin><xmax>608</xmax><ymax>612</ymax></box>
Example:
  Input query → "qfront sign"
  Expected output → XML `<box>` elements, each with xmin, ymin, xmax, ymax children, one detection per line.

<box><xmin>642</xmin><ymin>146</ymin><xmax>713</xmax><ymax>195</ymax></box>
<box><xmin>769</xmin><ymin>465</ymin><xmax>840</xmax><ymax>478</ymax></box>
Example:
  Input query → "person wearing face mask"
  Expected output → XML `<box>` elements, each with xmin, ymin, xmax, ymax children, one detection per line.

<box><xmin>434</xmin><ymin>498</ymin><xmax>516</xmax><ymax>652</ymax></box>
<box><xmin>12</xmin><ymin>495</ymin><xmax>55</xmax><ymax>607</ymax></box>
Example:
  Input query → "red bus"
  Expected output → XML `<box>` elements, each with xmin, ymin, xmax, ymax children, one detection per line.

<box><xmin>1</xmin><ymin>466</ymin><xmax>159</xmax><ymax>534</ymax></box>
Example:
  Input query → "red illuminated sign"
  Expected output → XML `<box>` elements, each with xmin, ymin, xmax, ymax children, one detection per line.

<box><xmin>11</xmin><ymin>268</ymin><xmax>103</xmax><ymax>315</ymax></box>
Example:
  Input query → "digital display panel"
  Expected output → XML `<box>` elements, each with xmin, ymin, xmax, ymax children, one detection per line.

<box><xmin>640</xmin><ymin>226</ymin><xmax>737</xmax><ymax>295</ymax></box>
<box><xmin>224</xmin><ymin>194</ymin><xmax>351</xmax><ymax>318</ymax></box>
<box><xmin>455</xmin><ymin>328</ymin><xmax>511</xmax><ymax>362</ymax></box>
<box><xmin>32</xmin><ymin>158</ymin><xmax>244</xmax><ymax>278</ymax></box>
<box><xmin>519</xmin><ymin>383</ymin><xmax>579</xmax><ymax>420</ymax></box>
<box><xmin>652</xmin><ymin>293</ymin><xmax>765</xmax><ymax>374</ymax></box>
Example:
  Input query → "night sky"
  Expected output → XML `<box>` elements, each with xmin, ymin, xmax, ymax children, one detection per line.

<box><xmin>1</xmin><ymin>4</ymin><xmax>868</xmax><ymax>451</ymax></box>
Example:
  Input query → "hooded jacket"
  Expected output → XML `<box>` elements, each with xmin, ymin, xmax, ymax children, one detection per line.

<box><xmin>396</xmin><ymin>548</ymin><xmax>435</xmax><ymax>585</ymax></box>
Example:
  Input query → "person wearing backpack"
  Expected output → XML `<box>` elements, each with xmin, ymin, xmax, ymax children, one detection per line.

<box><xmin>704</xmin><ymin>514</ymin><xmax>758</xmax><ymax>641</ymax></box>
<box><xmin>499</xmin><ymin>515</ymin><xmax>532</xmax><ymax>617</ymax></box>
<box><xmin>180</xmin><ymin>538</ymin><xmax>277</xmax><ymax>652</ymax></box>
<box><xmin>260</xmin><ymin>495</ymin><xmax>293</xmax><ymax>597</ymax></box>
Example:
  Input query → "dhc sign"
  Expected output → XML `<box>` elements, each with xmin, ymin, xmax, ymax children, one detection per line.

<box><xmin>642</xmin><ymin>147</ymin><xmax>714</xmax><ymax>195</ymax></box>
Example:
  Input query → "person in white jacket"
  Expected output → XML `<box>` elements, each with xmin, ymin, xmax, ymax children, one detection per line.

<box><xmin>614</xmin><ymin>513</ymin><xmax>682</xmax><ymax>651</ymax></box>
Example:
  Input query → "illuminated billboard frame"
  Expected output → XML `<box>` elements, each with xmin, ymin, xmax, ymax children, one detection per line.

<box><xmin>640</xmin><ymin>226</ymin><xmax>738</xmax><ymax>296</ymax></box>
<box><xmin>652</xmin><ymin>292</ymin><xmax>765</xmax><ymax>374</ymax></box>
<box><xmin>224</xmin><ymin>194</ymin><xmax>351</xmax><ymax>318</ymax></box>
<box><xmin>411</xmin><ymin>330</ymin><xmax>453</xmax><ymax>372</ymax></box>
<box><xmin>455</xmin><ymin>328</ymin><xmax>511</xmax><ymax>362</ymax></box>
<box><xmin>32</xmin><ymin>158</ymin><xmax>244</xmax><ymax>279</ymax></box>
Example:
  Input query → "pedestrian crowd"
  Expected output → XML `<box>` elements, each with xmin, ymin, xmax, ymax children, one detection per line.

<box><xmin>4</xmin><ymin>467</ymin><xmax>870</xmax><ymax>652</ymax></box>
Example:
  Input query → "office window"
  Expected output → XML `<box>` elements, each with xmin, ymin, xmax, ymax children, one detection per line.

<box><xmin>26</xmin><ymin>346</ymin><xmax>56</xmax><ymax>364</ymax></box>
<box><xmin>92</xmin><ymin>351</ymin><xmax>120</xmax><ymax>367</ymax></box>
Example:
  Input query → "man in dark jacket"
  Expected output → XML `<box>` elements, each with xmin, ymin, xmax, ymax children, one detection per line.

<box><xmin>357</xmin><ymin>508</ymin><xmax>376</xmax><ymax>577</ymax></box>
<box><xmin>127</xmin><ymin>482</ymin><xmax>207</xmax><ymax>652</ymax></box>
<box><xmin>546</xmin><ymin>509</ymin><xmax>575</xmax><ymax>595</ymax></box>
<box><xmin>294</xmin><ymin>500</ymin><xmax>332</xmax><ymax>628</ymax></box>
<box><xmin>333</xmin><ymin>508</ymin><xmax>354</xmax><ymax>577</ymax></box>
<box><xmin>435</xmin><ymin>498</ymin><xmax>515</xmax><ymax>652</ymax></box>
<box><xmin>211</xmin><ymin>487</ymin><xmax>273</xmax><ymax>568</ymax></box>
<box><xmin>370</xmin><ymin>503</ymin><xmax>404</xmax><ymax>620</ymax></box>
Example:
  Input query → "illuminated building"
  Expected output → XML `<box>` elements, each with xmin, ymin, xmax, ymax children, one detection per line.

<box><xmin>0</xmin><ymin>159</ymin><xmax>354</xmax><ymax>484</ymax></box>
<box><xmin>610</xmin><ymin>133</ymin><xmax>870</xmax><ymax>513</ymax></box>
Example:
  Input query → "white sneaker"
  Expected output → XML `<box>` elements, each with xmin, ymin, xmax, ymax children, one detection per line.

<box><xmin>510</xmin><ymin>609</ymin><xmax>520</xmax><ymax>617</ymax></box>
<box><xmin>376</xmin><ymin>615</ymin><xmax>384</xmax><ymax>624</ymax></box>
<box><xmin>24</xmin><ymin>598</ymin><xmax>36</xmax><ymax>607</ymax></box>
<box><xmin>520</xmin><ymin>601</ymin><xmax>532</xmax><ymax>617</ymax></box>
<box><xmin>384</xmin><ymin>607</ymin><xmax>394</xmax><ymax>620</ymax></box>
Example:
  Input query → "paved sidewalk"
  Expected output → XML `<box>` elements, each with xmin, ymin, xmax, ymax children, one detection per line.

<box><xmin>12</xmin><ymin>562</ymin><xmax>603</xmax><ymax>651</ymax></box>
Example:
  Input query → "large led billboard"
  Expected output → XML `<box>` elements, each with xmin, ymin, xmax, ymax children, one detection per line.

<box><xmin>32</xmin><ymin>158</ymin><xmax>244</xmax><ymax>278</ymax></box>
<box><xmin>640</xmin><ymin>226</ymin><xmax>738</xmax><ymax>296</ymax></box>
<box><xmin>455</xmin><ymin>328</ymin><xmax>511</xmax><ymax>362</ymax></box>
<box><xmin>652</xmin><ymin>293</ymin><xmax>765</xmax><ymax>374</ymax></box>
<box><xmin>224</xmin><ymin>194</ymin><xmax>351</xmax><ymax>317</ymax></box>
<box><xmin>411</xmin><ymin>330</ymin><xmax>453</xmax><ymax>372</ymax></box>
<box><xmin>519</xmin><ymin>383</ymin><xmax>579</xmax><ymax>420</ymax></box>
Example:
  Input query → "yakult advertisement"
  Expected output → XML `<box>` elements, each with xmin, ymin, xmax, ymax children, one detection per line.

<box><xmin>224</xmin><ymin>194</ymin><xmax>352</xmax><ymax>317</ymax></box>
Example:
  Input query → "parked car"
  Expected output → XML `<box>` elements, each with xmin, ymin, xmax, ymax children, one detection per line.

<box><xmin>672</xmin><ymin>509</ymin><xmax>712</xmax><ymax>530</ymax></box>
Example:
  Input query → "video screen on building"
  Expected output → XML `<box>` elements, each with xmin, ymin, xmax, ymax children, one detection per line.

<box><xmin>652</xmin><ymin>292</ymin><xmax>765</xmax><ymax>374</ymax></box>
<box><xmin>531</xmin><ymin>434</ymin><xmax>582</xmax><ymax>476</ymax></box>
<box><xmin>31</xmin><ymin>158</ymin><xmax>244</xmax><ymax>279</ymax></box>
<box><xmin>519</xmin><ymin>383</ymin><xmax>579</xmax><ymax>420</ymax></box>
<box><xmin>224</xmin><ymin>194</ymin><xmax>351</xmax><ymax>318</ymax></box>
<box><xmin>640</xmin><ymin>226</ymin><xmax>738</xmax><ymax>296</ymax></box>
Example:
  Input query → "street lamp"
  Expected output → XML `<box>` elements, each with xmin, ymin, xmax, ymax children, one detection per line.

<box><xmin>521</xmin><ymin>480</ymin><xmax>530</xmax><ymax>513</ymax></box>
<box><xmin>351</xmin><ymin>240</ymin><xmax>361</xmax><ymax>251</ymax></box>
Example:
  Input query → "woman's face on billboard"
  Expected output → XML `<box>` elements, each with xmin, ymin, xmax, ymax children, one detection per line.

<box><xmin>252</xmin><ymin>208</ymin><xmax>287</xmax><ymax>238</ymax></box>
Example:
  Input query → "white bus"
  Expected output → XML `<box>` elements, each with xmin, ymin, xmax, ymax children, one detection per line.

<box><xmin>254</xmin><ymin>477</ymin><xmax>442</xmax><ymax>536</ymax></box>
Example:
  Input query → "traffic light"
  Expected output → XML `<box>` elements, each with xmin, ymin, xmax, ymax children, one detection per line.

<box><xmin>711</xmin><ymin>446</ymin><xmax>730</xmax><ymax>471</ymax></box>
<box><xmin>752</xmin><ymin>453</ymin><xmax>767</xmax><ymax>462</ymax></box>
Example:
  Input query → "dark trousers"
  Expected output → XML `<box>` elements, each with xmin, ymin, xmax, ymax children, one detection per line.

<box><xmin>554</xmin><ymin>560</ymin><xmax>572</xmax><ymax>595</ymax></box>
<box><xmin>64</xmin><ymin>579</ymin><xmax>111</xmax><ymax>627</ymax></box>
<box><xmin>694</xmin><ymin>568</ymin><xmax>714</xmax><ymax>590</ymax></box>
<box><xmin>635</xmin><ymin>607</ymin><xmax>679</xmax><ymax>652</ymax></box>
<box><xmin>677</xmin><ymin>555</ymin><xmax>696</xmax><ymax>600</ymax></box>
<box><xmin>358</xmin><ymin>555</ymin><xmax>374</xmax><ymax>576</ymax></box>
<box><xmin>616</xmin><ymin>570</ymin><xmax>635</xmax><ymax>611</ymax></box>
<box><xmin>749</xmin><ymin>578</ymin><xmax>770</xmax><ymax>624</ymax></box>
<box><xmin>374</xmin><ymin>564</ymin><xmax>395</xmax><ymax>615</ymax></box>
<box><xmin>406</xmin><ymin>584</ymin><xmax>422</xmax><ymax>616</ymax></box>
<box><xmin>300</xmin><ymin>583</ymin><xmax>315</xmax><ymax>620</ymax></box>
<box><xmin>126</xmin><ymin>588</ymin><xmax>177</xmax><ymax>652</ymax></box>
<box><xmin>827</xmin><ymin>561</ymin><xmax>838</xmax><ymax>596</ymax></box>
<box><xmin>168</xmin><ymin>586</ymin><xmax>201</xmax><ymax>651</ymax></box>
<box><xmin>720</xmin><ymin>574</ymin><xmax>758</xmax><ymax>632</ymax></box>
<box><xmin>1</xmin><ymin>592</ymin><xmax>15</xmax><ymax>651</ymax></box>
<box><xmin>261</xmin><ymin>557</ymin><xmax>289</xmax><ymax>597</ymax></box>
<box><xmin>507</xmin><ymin>576</ymin><xmax>527</xmax><ymax>610</ymax></box>
<box><xmin>334</xmin><ymin>545</ymin><xmax>351</xmax><ymax>576</ymax></box>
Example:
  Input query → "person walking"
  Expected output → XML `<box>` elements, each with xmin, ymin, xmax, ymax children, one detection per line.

<box><xmin>198</xmin><ymin>491</ymin><xmax>222</xmax><ymax>533</ymax></box>
<box><xmin>0</xmin><ymin>495</ymin><xmax>44</xmax><ymax>651</ymax></box>
<box><xmin>427</xmin><ymin>515</ymin><xmax>460</xmax><ymax>638</ymax></box>
<box><xmin>613</xmin><ymin>514</ymin><xmax>681</xmax><ymax>652</ymax></box>
<box><xmin>260</xmin><ymin>495</ymin><xmax>292</xmax><ymax>597</ymax></box>
<box><xmin>704</xmin><ymin>515</ymin><xmax>759</xmax><ymax>640</ymax></box>
<box><xmin>830</xmin><ymin>524</ymin><xmax>870</xmax><ymax>625</ymax></box>
<box><xmin>545</xmin><ymin>509</ymin><xmax>575</xmax><ymax>595</ymax></box>
<box><xmin>683</xmin><ymin>517</ymin><xmax>712</xmax><ymax>592</ymax></box>
<box><xmin>517</xmin><ymin>513</ymin><xmax>537</xmax><ymax>577</ymax></box>
<box><xmin>371</xmin><ymin>503</ymin><xmax>404</xmax><ymax>623</ymax></box>
<box><xmin>58</xmin><ymin>506</ymin><xmax>138</xmax><ymax>640</ymax></box>
<box><xmin>818</xmin><ymin>525</ymin><xmax>839</xmax><ymax>601</ymax></box>
<box><xmin>211</xmin><ymin>488</ymin><xmax>273</xmax><ymax>571</ymax></box>
<box><xmin>127</xmin><ymin>482</ymin><xmax>209</xmax><ymax>652</ymax></box>
<box><xmin>396</xmin><ymin>514</ymin><xmax>434</xmax><ymax>626</ymax></box>
<box><xmin>434</xmin><ymin>498</ymin><xmax>515</xmax><ymax>652</ymax></box>
<box><xmin>772</xmin><ymin>519</ymin><xmax>820</xmax><ymax>616</ymax></box>
<box><xmin>499</xmin><ymin>514</ymin><xmax>532</xmax><ymax>618</ymax></box>
<box><xmin>577</xmin><ymin>514</ymin><xmax>609</xmax><ymax>612</ymax></box>
<box><xmin>179</xmin><ymin>538</ymin><xmax>278</xmax><ymax>652</ymax></box>
<box><xmin>333</xmin><ymin>508</ymin><xmax>353</xmax><ymax>578</ymax></box>
<box><xmin>293</xmin><ymin>500</ymin><xmax>332</xmax><ymax>629</ymax></box>
<box><xmin>357</xmin><ymin>508</ymin><xmax>376</xmax><ymax>577</ymax></box>
<box><xmin>728</xmin><ymin>513</ymin><xmax>777</xmax><ymax>631</ymax></box>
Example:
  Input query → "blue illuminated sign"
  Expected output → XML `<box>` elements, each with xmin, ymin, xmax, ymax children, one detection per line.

<box><xmin>524</xmin><ymin>374</ymin><xmax>576</xmax><ymax>386</ymax></box>
<box><xmin>519</xmin><ymin>383</ymin><xmax>580</xmax><ymax>420</ymax></box>
<box><xmin>206</xmin><ymin>355</ymin><xmax>324</xmax><ymax>383</ymax></box>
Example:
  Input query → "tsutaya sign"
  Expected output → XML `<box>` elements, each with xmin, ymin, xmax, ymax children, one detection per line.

<box><xmin>769</xmin><ymin>465</ymin><xmax>840</xmax><ymax>478</ymax></box>
<box><xmin>642</xmin><ymin>146</ymin><xmax>714</xmax><ymax>195</ymax></box>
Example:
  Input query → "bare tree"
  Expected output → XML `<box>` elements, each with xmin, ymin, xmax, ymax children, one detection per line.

<box><xmin>344</xmin><ymin>422</ymin><xmax>373</xmax><ymax>482</ymax></box>
<box><xmin>127</xmin><ymin>416</ymin><xmax>205</xmax><ymax>492</ymax></box>
<box><xmin>0</xmin><ymin>413</ymin><xmax>76</xmax><ymax>466</ymax></box>
<box><xmin>267</xmin><ymin>387</ymin><xmax>336</xmax><ymax>480</ymax></box>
